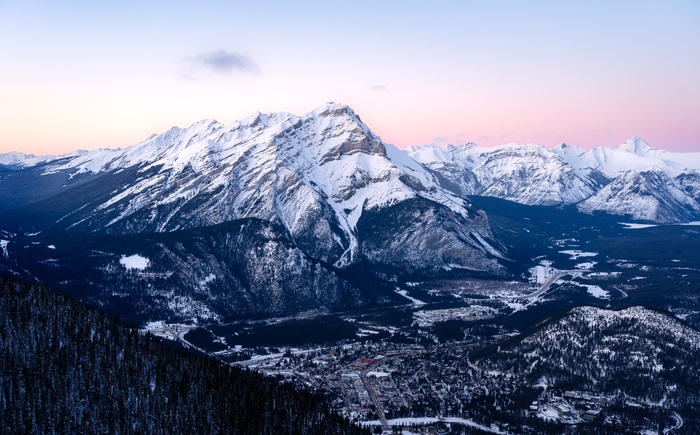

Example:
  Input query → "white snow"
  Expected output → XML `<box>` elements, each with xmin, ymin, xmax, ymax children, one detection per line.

<box><xmin>362</xmin><ymin>417</ymin><xmax>503</xmax><ymax>433</ymax></box>
<box><xmin>356</xmin><ymin>329</ymin><xmax>381</xmax><ymax>337</ymax></box>
<box><xmin>0</xmin><ymin>240</ymin><xmax>8</xmax><ymax>258</ymax></box>
<box><xmin>199</xmin><ymin>273</ymin><xmax>216</xmax><ymax>288</ymax></box>
<box><xmin>621</xmin><ymin>222</ymin><xmax>658</xmax><ymax>229</ymax></box>
<box><xmin>575</xmin><ymin>261</ymin><xmax>597</xmax><ymax>270</ymax></box>
<box><xmin>119</xmin><ymin>254</ymin><xmax>150</xmax><ymax>270</ymax></box>
<box><xmin>559</xmin><ymin>250</ymin><xmax>597</xmax><ymax>260</ymax></box>
<box><xmin>395</xmin><ymin>289</ymin><xmax>425</xmax><ymax>306</ymax></box>
<box><xmin>47</xmin><ymin>245</ymin><xmax>56</xmax><ymax>249</ymax></box>
<box><xmin>504</xmin><ymin>301</ymin><xmax>525</xmax><ymax>312</ymax></box>
<box><xmin>579</xmin><ymin>284</ymin><xmax>610</xmax><ymax>299</ymax></box>
<box><xmin>365</xmin><ymin>371</ymin><xmax>390</xmax><ymax>378</ymax></box>
<box><xmin>0</xmin><ymin>151</ymin><xmax>69</xmax><ymax>168</ymax></box>
<box><xmin>532</xmin><ymin>265</ymin><xmax>554</xmax><ymax>284</ymax></box>
<box><xmin>409</xmin><ymin>137</ymin><xmax>700</xmax><ymax>223</ymax></box>
<box><xmin>27</xmin><ymin>102</ymin><xmax>504</xmax><ymax>269</ymax></box>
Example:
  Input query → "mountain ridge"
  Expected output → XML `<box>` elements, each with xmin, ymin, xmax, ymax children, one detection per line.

<box><xmin>0</xmin><ymin>103</ymin><xmax>505</xmax><ymax>322</ymax></box>
<box><xmin>409</xmin><ymin>136</ymin><xmax>700</xmax><ymax>223</ymax></box>
<box><xmin>4</xmin><ymin>106</ymin><xmax>700</xmax><ymax>226</ymax></box>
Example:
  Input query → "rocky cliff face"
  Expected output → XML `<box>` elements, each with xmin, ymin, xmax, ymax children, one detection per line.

<box><xmin>0</xmin><ymin>103</ymin><xmax>506</xmax><ymax>322</ymax></box>
<box><xmin>409</xmin><ymin>137</ymin><xmax>700</xmax><ymax>223</ymax></box>
<box><xmin>577</xmin><ymin>170</ymin><xmax>700</xmax><ymax>223</ymax></box>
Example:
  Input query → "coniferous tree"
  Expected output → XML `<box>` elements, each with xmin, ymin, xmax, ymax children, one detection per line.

<box><xmin>0</xmin><ymin>277</ymin><xmax>368</xmax><ymax>434</ymax></box>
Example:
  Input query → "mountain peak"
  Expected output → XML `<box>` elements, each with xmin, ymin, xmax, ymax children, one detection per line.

<box><xmin>309</xmin><ymin>102</ymin><xmax>360</xmax><ymax>121</ymax></box>
<box><xmin>314</xmin><ymin>101</ymin><xmax>353</xmax><ymax>112</ymax></box>
<box><xmin>0</xmin><ymin>151</ymin><xmax>78</xmax><ymax>169</ymax></box>
<box><xmin>618</xmin><ymin>136</ymin><xmax>654</xmax><ymax>155</ymax></box>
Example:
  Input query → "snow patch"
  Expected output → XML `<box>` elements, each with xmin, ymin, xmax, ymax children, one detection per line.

<box><xmin>559</xmin><ymin>250</ymin><xmax>597</xmax><ymax>260</ymax></box>
<box><xmin>575</xmin><ymin>261</ymin><xmax>597</xmax><ymax>270</ymax></box>
<box><xmin>579</xmin><ymin>283</ymin><xmax>610</xmax><ymax>299</ymax></box>
<box><xmin>620</xmin><ymin>222</ymin><xmax>658</xmax><ymax>229</ymax></box>
<box><xmin>0</xmin><ymin>240</ymin><xmax>9</xmax><ymax>258</ymax></box>
<box><xmin>365</xmin><ymin>371</ymin><xmax>390</xmax><ymax>378</ymax></box>
<box><xmin>362</xmin><ymin>417</ymin><xmax>502</xmax><ymax>433</ymax></box>
<box><xmin>395</xmin><ymin>288</ymin><xmax>425</xmax><ymax>306</ymax></box>
<box><xmin>199</xmin><ymin>273</ymin><xmax>216</xmax><ymax>288</ymax></box>
<box><xmin>119</xmin><ymin>254</ymin><xmax>150</xmax><ymax>270</ymax></box>
<box><xmin>504</xmin><ymin>300</ymin><xmax>526</xmax><ymax>312</ymax></box>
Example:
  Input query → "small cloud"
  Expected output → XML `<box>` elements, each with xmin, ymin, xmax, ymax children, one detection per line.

<box><xmin>187</xmin><ymin>50</ymin><xmax>259</xmax><ymax>74</ymax></box>
<box><xmin>369</xmin><ymin>84</ymin><xmax>389</xmax><ymax>92</ymax></box>
<box><xmin>477</xmin><ymin>135</ymin><xmax>490</xmax><ymax>142</ymax></box>
<box><xmin>432</xmin><ymin>136</ymin><xmax>450</xmax><ymax>143</ymax></box>
<box><xmin>178</xmin><ymin>72</ymin><xmax>196</xmax><ymax>82</ymax></box>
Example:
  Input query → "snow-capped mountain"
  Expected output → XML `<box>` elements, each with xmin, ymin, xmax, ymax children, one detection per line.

<box><xmin>408</xmin><ymin>142</ymin><xmax>601</xmax><ymax>206</ymax></box>
<box><xmin>577</xmin><ymin>170</ymin><xmax>700</xmax><ymax>223</ymax></box>
<box><xmin>0</xmin><ymin>151</ymin><xmax>71</xmax><ymax>169</ymax></box>
<box><xmin>409</xmin><ymin>137</ymin><xmax>700</xmax><ymax>223</ymax></box>
<box><xmin>0</xmin><ymin>103</ymin><xmax>506</xmax><ymax>321</ymax></box>
<box><xmin>6</xmin><ymin>103</ymin><xmax>503</xmax><ymax>273</ymax></box>
<box><xmin>4</xmin><ymin>102</ymin><xmax>700</xmax><ymax>321</ymax></box>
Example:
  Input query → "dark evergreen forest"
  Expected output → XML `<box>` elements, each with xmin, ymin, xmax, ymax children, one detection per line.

<box><xmin>0</xmin><ymin>276</ymin><xmax>368</xmax><ymax>434</ymax></box>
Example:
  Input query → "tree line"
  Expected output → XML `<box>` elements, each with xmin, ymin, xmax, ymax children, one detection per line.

<box><xmin>0</xmin><ymin>276</ymin><xmax>368</xmax><ymax>434</ymax></box>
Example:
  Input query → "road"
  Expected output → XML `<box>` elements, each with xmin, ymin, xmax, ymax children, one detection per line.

<box><xmin>526</xmin><ymin>270</ymin><xmax>573</xmax><ymax>299</ymax></box>
<box><xmin>161</xmin><ymin>323</ymin><xmax>195</xmax><ymax>348</ymax></box>
<box><xmin>361</xmin><ymin>370</ymin><xmax>389</xmax><ymax>431</ymax></box>
<box><xmin>665</xmin><ymin>412</ymin><xmax>683</xmax><ymax>434</ymax></box>
<box><xmin>505</xmin><ymin>270</ymin><xmax>574</xmax><ymax>300</ymax></box>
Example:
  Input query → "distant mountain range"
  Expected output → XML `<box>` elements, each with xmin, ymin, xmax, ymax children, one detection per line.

<box><xmin>5</xmin><ymin>108</ymin><xmax>700</xmax><ymax>225</ymax></box>
<box><xmin>1</xmin><ymin>103</ymin><xmax>699</xmax><ymax>321</ymax></box>
<box><xmin>409</xmin><ymin>136</ymin><xmax>700</xmax><ymax>223</ymax></box>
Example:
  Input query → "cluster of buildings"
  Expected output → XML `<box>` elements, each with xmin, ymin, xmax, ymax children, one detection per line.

<box><xmin>233</xmin><ymin>330</ymin><xmax>673</xmax><ymax>433</ymax></box>
<box><xmin>412</xmin><ymin>306</ymin><xmax>496</xmax><ymax>327</ymax></box>
<box><xmin>530</xmin><ymin>391</ymin><xmax>608</xmax><ymax>424</ymax></box>
<box><xmin>242</xmin><ymin>341</ymin><xmax>501</xmax><ymax>425</ymax></box>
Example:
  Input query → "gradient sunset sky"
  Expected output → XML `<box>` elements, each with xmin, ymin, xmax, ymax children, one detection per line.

<box><xmin>1</xmin><ymin>1</ymin><xmax>699</xmax><ymax>155</ymax></box>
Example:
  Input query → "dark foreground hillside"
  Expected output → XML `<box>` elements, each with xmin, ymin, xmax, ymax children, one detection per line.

<box><xmin>0</xmin><ymin>276</ymin><xmax>367</xmax><ymax>435</ymax></box>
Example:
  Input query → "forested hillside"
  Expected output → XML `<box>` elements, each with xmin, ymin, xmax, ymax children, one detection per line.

<box><xmin>0</xmin><ymin>277</ymin><xmax>367</xmax><ymax>434</ymax></box>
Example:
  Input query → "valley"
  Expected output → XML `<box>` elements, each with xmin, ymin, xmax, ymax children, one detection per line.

<box><xmin>3</xmin><ymin>104</ymin><xmax>700</xmax><ymax>433</ymax></box>
<box><xmin>144</xmin><ymin>208</ymin><xmax>700</xmax><ymax>433</ymax></box>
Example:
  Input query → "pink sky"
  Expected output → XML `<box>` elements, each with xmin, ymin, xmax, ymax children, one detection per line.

<box><xmin>1</xmin><ymin>1</ymin><xmax>698</xmax><ymax>155</ymax></box>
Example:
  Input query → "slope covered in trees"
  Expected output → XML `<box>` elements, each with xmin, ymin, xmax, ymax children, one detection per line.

<box><xmin>0</xmin><ymin>276</ymin><xmax>367</xmax><ymax>434</ymax></box>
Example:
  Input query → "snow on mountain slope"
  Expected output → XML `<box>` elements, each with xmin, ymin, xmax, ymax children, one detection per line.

<box><xmin>577</xmin><ymin>170</ymin><xmax>700</xmax><ymax>223</ymax></box>
<box><xmin>12</xmin><ymin>103</ymin><xmax>504</xmax><ymax>273</ymax></box>
<box><xmin>410</xmin><ymin>136</ymin><xmax>700</xmax><ymax>223</ymax></box>
<box><xmin>408</xmin><ymin>142</ymin><xmax>600</xmax><ymax>206</ymax></box>
<box><xmin>482</xmin><ymin>305</ymin><xmax>700</xmax><ymax>402</ymax></box>
<box><xmin>11</xmin><ymin>106</ymin><xmax>700</xmax><ymax>232</ymax></box>
<box><xmin>0</xmin><ymin>151</ymin><xmax>75</xmax><ymax>169</ymax></box>
<box><xmin>559</xmin><ymin>137</ymin><xmax>700</xmax><ymax>179</ymax></box>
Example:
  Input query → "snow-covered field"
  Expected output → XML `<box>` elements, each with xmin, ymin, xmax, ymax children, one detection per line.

<box><xmin>620</xmin><ymin>222</ymin><xmax>658</xmax><ymax>229</ymax></box>
<box><xmin>119</xmin><ymin>254</ymin><xmax>150</xmax><ymax>270</ymax></box>
<box><xmin>361</xmin><ymin>416</ymin><xmax>503</xmax><ymax>433</ymax></box>
<box><xmin>559</xmin><ymin>250</ymin><xmax>598</xmax><ymax>260</ymax></box>
<box><xmin>395</xmin><ymin>289</ymin><xmax>425</xmax><ymax>306</ymax></box>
